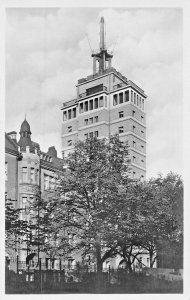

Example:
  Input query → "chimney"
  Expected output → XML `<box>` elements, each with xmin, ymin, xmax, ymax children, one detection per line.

<box><xmin>47</xmin><ymin>146</ymin><xmax>57</xmax><ymax>158</ymax></box>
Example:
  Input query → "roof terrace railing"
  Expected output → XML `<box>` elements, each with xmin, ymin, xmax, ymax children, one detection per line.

<box><xmin>79</xmin><ymin>85</ymin><xmax>108</xmax><ymax>99</ymax></box>
<box><xmin>62</xmin><ymin>99</ymin><xmax>78</xmax><ymax>108</ymax></box>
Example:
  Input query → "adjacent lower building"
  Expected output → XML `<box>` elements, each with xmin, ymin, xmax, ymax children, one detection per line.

<box><xmin>5</xmin><ymin>118</ymin><xmax>63</xmax><ymax>270</ymax></box>
<box><xmin>61</xmin><ymin>17</ymin><xmax>147</xmax><ymax>179</ymax></box>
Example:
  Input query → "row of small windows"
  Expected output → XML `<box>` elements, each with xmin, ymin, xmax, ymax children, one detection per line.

<box><xmin>63</xmin><ymin>107</ymin><xmax>76</xmax><ymax>121</ymax></box>
<box><xmin>21</xmin><ymin>167</ymin><xmax>56</xmax><ymax>191</ymax></box>
<box><xmin>132</xmin><ymin>156</ymin><xmax>145</xmax><ymax>166</ymax></box>
<box><xmin>132</xmin><ymin>141</ymin><xmax>145</xmax><ymax>151</ymax></box>
<box><xmin>84</xmin><ymin>131</ymin><xmax>99</xmax><ymax>139</ymax></box>
<box><xmin>118</xmin><ymin>125</ymin><xmax>145</xmax><ymax>137</ymax></box>
<box><xmin>119</xmin><ymin>110</ymin><xmax>144</xmax><ymax>123</ymax></box>
<box><xmin>67</xmin><ymin>117</ymin><xmax>99</xmax><ymax>132</ymax></box>
<box><xmin>131</xmin><ymin>91</ymin><xmax>144</xmax><ymax>109</ymax></box>
<box><xmin>113</xmin><ymin>91</ymin><xmax>129</xmax><ymax>105</ymax></box>
<box><xmin>79</xmin><ymin>96</ymin><xmax>107</xmax><ymax>113</ymax></box>
<box><xmin>67</xmin><ymin>130</ymin><xmax>99</xmax><ymax>146</ymax></box>
<box><xmin>84</xmin><ymin>116</ymin><xmax>99</xmax><ymax>125</ymax></box>
<box><xmin>132</xmin><ymin>110</ymin><xmax>145</xmax><ymax>123</ymax></box>
<box><xmin>113</xmin><ymin>90</ymin><xmax>145</xmax><ymax>110</ymax></box>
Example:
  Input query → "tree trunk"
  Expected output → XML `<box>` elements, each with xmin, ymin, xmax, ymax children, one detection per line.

<box><xmin>150</xmin><ymin>251</ymin><xmax>154</xmax><ymax>268</ymax></box>
<box><xmin>96</xmin><ymin>244</ymin><xmax>103</xmax><ymax>291</ymax></box>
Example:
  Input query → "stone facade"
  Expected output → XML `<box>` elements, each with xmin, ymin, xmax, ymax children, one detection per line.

<box><xmin>5</xmin><ymin>119</ymin><xmax>63</xmax><ymax>264</ymax></box>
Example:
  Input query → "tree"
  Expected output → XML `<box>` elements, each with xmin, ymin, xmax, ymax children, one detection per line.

<box><xmin>114</xmin><ymin>181</ymin><xmax>148</xmax><ymax>272</ymax></box>
<box><xmin>5</xmin><ymin>196</ymin><xmax>30</xmax><ymax>254</ymax></box>
<box><xmin>54</xmin><ymin>135</ymin><xmax>131</xmax><ymax>277</ymax></box>
<box><xmin>139</xmin><ymin>173</ymin><xmax>183</xmax><ymax>268</ymax></box>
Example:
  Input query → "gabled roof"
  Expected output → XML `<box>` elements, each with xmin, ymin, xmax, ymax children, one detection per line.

<box><xmin>5</xmin><ymin>133</ymin><xmax>18</xmax><ymax>152</ymax></box>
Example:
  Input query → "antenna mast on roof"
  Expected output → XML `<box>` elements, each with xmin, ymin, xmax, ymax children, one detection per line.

<box><xmin>91</xmin><ymin>17</ymin><xmax>113</xmax><ymax>75</ymax></box>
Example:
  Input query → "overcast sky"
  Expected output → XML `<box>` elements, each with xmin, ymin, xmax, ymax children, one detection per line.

<box><xmin>5</xmin><ymin>7</ymin><xmax>183</xmax><ymax>179</ymax></box>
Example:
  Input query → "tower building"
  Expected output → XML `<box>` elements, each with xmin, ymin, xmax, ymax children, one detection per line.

<box><xmin>61</xmin><ymin>17</ymin><xmax>147</xmax><ymax>179</ymax></box>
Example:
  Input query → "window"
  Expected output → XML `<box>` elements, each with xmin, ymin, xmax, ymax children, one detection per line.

<box><xmin>125</xmin><ymin>90</ymin><xmax>129</xmax><ymax>102</ymax></box>
<box><xmin>113</xmin><ymin>94</ymin><xmax>118</xmax><ymax>106</ymax></box>
<box><xmin>50</xmin><ymin>177</ymin><xmax>55</xmax><ymax>190</ymax></box>
<box><xmin>141</xmin><ymin>130</ymin><xmax>144</xmax><ymax>135</ymax></box>
<box><xmin>68</xmin><ymin>109</ymin><xmax>72</xmax><ymax>120</ymax></box>
<box><xmin>119</xmin><ymin>126</ymin><xmax>124</xmax><ymax>134</ymax></box>
<box><xmin>79</xmin><ymin>103</ymin><xmax>84</xmax><ymax>113</ymax></box>
<box><xmin>94</xmin><ymin>116</ymin><xmax>99</xmax><ymax>123</ymax></box>
<box><xmin>84</xmin><ymin>119</ymin><xmax>88</xmax><ymax>125</ymax></box>
<box><xmin>131</xmin><ymin>91</ymin><xmax>133</xmax><ymax>102</ymax></box>
<box><xmin>89</xmin><ymin>132</ymin><xmax>93</xmax><ymax>138</ymax></box>
<box><xmin>132</xmin><ymin>110</ymin><xmax>135</xmax><ymax>117</ymax></box>
<box><xmin>141</xmin><ymin>116</ymin><xmax>144</xmax><ymax>123</ymax></box>
<box><xmin>44</xmin><ymin>175</ymin><xmax>49</xmax><ymax>190</ymax></box>
<box><xmin>89</xmin><ymin>99</ymin><xmax>93</xmax><ymax>110</ymax></box>
<box><xmin>89</xmin><ymin>117</ymin><xmax>93</xmax><ymax>124</ymax></box>
<box><xmin>119</xmin><ymin>92</ymin><xmax>123</xmax><ymax>104</ymax></box>
<box><xmin>133</xmin><ymin>141</ymin><xmax>136</xmax><ymax>148</ymax></box>
<box><xmin>133</xmin><ymin>156</ymin><xmax>136</xmax><ymax>163</ymax></box>
<box><xmin>84</xmin><ymin>101</ymin><xmax>88</xmax><ymax>112</ymax></box>
<box><xmin>5</xmin><ymin>162</ymin><xmax>8</xmax><ymax>181</ymax></box>
<box><xmin>99</xmin><ymin>96</ymin><xmax>104</xmax><ymax>107</ymax></box>
<box><xmin>21</xmin><ymin>197</ymin><xmax>27</xmax><ymax>220</ymax></box>
<box><xmin>137</xmin><ymin>95</ymin><xmax>139</xmax><ymax>106</ymax></box>
<box><xmin>94</xmin><ymin>131</ymin><xmax>99</xmax><ymax>138</ymax></box>
<box><xmin>73</xmin><ymin>107</ymin><xmax>76</xmax><ymax>118</ymax></box>
<box><xmin>30</xmin><ymin>168</ymin><xmax>35</xmax><ymax>184</ymax></box>
<box><xmin>68</xmin><ymin>140</ymin><xmax>72</xmax><ymax>147</ymax></box>
<box><xmin>141</xmin><ymin>145</ymin><xmax>144</xmax><ymax>150</ymax></box>
<box><xmin>68</xmin><ymin>126</ymin><xmax>72</xmax><ymax>133</ymax></box>
<box><xmin>105</xmin><ymin>96</ymin><xmax>107</xmax><ymax>107</ymax></box>
<box><xmin>139</xmin><ymin>97</ymin><xmax>141</xmax><ymax>108</ymax></box>
<box><xmin>63</xmin><ymin>111</ymin><xmax>67</xmax><ymax>121</ymax></box>
<box><xmin>132</xmin><ymin>125</ymin><xmax>136</xmax><ymax>133</ymax></box>
<box><xmin>94</xmin><ymin>98</ymin><xmax>98</xmax><ymax>109</ymax></box>
<box><xmin>22</xmin><ymin>167</ymin><xmax>27</xmax><ymax>183</ymax></box>
<box><xmin>134</xmin><ymin>93</ymin><xmax>136</xmax><ymax>105</ymax></box>
<box><xmin>119</xmin><ymin>111</ymin><xmax>124</xmax><ymax>118</ymax></box>
<box><xmin>141</xmin><ymin>160</ymin><xmax>144</xmax><ymax>165</ymax></box>
<box><xmin>142</xmin><ymin>99</ymin><xmax>144</xmax><ymax>110</ymax></box>
<box><xmin>84</xmin><ymin>133</ymin><xmax>88</xmax><ymax>139</ymax></box>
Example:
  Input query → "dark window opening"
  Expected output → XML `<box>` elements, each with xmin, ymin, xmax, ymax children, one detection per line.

<box><xmin>68</xmin><ymin>110</ymin><xmax>71</xmax><ymax>120</ymax></box>
<box><xmin>79</xmin><ymin>103</ymin><xmax>83</xmax><ymax>113</ymax></box>
<box><xmin>89</xmin><ymin>100</ymin><xmax>93</xmax><ymax>110</ymax></box>
<box><xmin>84</xmin><ymin>101</ymin><xmax>88</xmax><ymax>112</ymax></box>
<box><xmin>119</xmin><ymin>93</ymin><xmax>123</xmax><ymax>104</ymax></box>
<box><xmin>94</xmin><ymin>98</ymin><xmax>98</xmax><ymax>109</ymax></box>
<box><xmin>113</xmin><ymin>94</ymin><xmax>118</xmax><ymax>106</ymax></box>
<box><xmin>125</xmin><ymin>90</ymin><xmax>129</xmax><ymax>102</ymax></box>
<box><xmin>99</xmin><ymin>96</ymin><xmax>104</xmax><ymax>107</ymax></box>
<box><xmin>73</xmin><ymin>107</ymin><xmax>76</xmax><ymax>118</ymax></box>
